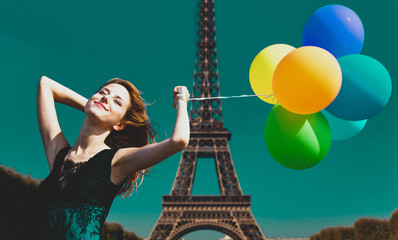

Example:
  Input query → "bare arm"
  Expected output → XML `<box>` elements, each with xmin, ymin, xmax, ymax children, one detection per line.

<box><xmin>111</xmin><ymin>86</ymin><xmax>190</xmax><ymax>183</ymax></box>
<box><xmin>37</xmin><ymin>76</ymin><xmax>87</xmax><ymax>171</ymax></box>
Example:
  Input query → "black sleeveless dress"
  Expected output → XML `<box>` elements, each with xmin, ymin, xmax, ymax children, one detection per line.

<box><xmin>39</xmin><ymin>146</ymin><xmax>124</xmax><ymax>240</ymax></box>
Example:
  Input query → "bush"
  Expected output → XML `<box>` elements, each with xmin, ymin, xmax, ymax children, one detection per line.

<box><xmin>320</xmin><ymin>227</ymin><xmax>336</xmax><ymax>240</ymax></box>
<box><xmin>0</xmin><ymin>166</ymin><xmax>41</xmax><ymax>240</ymax></box>
<box><xmin>102</xmin><ymin>222</ymin><xmax>143</xmax><ymax>240</ymax></box>
<box><xmin>310</xmin><ymin>210</ymin><xmax>398</xmax><ymax>240</ymax></box>
<box><xmin>103</xmin><ymin>222</ymin><xmax>124</xmax><ymax>240</ymax></box>
<box><xmin>390</xmin><ymin>209</ymin><xmax>398</xmax><ymax>240</ymax></box>
<box><xmin>310</xmin><ymin>233</ymin><xmax>321</xmax><ymax>240</ymax></box>
<box><xmin>354</xmin><ymin>217</ymin><xmax>390</xmax><ymax>240</ymax></box>
<box><xmin>335</xmin><ymin>226</ymin><xmax>354</xmax><ymax>240</ymax></box>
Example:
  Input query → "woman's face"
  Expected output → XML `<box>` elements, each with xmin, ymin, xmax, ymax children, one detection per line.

<box><xmin>85</xmin><ymin>83</ymin><xmax>131</xmax><ymax>128</ymax></box>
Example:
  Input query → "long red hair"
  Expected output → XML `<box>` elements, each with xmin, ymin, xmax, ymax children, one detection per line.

<box><xmin>101</xmin><ymin>78</ymin><xmax>158</xmax><ymax>198</ymax></box>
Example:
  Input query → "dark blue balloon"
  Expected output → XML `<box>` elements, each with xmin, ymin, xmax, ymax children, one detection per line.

<box><xmin>302</xmin><ymin>4</ymin><xmax>364</xmax><ymax>58</ymax></box>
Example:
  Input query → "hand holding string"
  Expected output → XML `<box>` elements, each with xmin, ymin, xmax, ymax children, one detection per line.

<box><xmin>173</xmin><ymin>86</ymin><xmax>190</xmax><ymax>108</ymax></box>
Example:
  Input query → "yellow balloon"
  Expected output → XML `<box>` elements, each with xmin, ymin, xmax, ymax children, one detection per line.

<box><xmin>249</xmin><ymin>44</ymin><xmax>295</xmax><ymax>104</ymax></box>
<box><xmin>273</xmin><ymin>46</ymin><xmax>342</xmax><ymax>114</ymax></box>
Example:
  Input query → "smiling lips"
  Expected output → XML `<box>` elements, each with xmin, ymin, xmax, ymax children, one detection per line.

<box><xmin>95</xmin><ymin>101</ymin><xmax>108</xmax><ymax>111</ymax></box>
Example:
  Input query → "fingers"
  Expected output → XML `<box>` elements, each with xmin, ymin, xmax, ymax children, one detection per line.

<box><xmin>173</xmin><ymin>86</ymin><xmax>189</xmax><ymax>100</ymax></box>
<box><xmin>173</xmin><ymin>86</ymin><xmax>187</xmax><ymax>95</ymax></box>
<box><xmin>172</xmin><ymin>86</ymin><xmax>190</xmax><ymax>108</ymax></box>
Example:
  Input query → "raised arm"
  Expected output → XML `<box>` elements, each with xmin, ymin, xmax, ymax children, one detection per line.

<box><xmin>111</xmin><ymin>86</ymin><xmax>190</xmax><ymax>184</ymax></box>
<box><xmin>37</xmin><ymin>76</ymin><xmax>88</xmax><ymax>171</ymax></box>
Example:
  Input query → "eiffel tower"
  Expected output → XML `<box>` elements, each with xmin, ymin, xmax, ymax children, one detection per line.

<box><xmin>148</xmin><ymin>0</ymin><xmax>266</xmax><ymax>239</ymax></box>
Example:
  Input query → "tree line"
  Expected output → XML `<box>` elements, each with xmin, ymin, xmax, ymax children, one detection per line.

<box><xmin>0</xmin><ymin>165</ymin><xmax>143</xmax><ymax>240</ymax></box>
<box><xmin>310</xmin><ymin>210</ymin><xmax>398</xmax><ymax>240</ymax></box>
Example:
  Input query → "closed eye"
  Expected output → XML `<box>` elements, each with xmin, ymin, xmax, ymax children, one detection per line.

<box><xmin>114</xmin><ymin>100</ymin><xmax>122</xmax><ymax>106</ymax></box>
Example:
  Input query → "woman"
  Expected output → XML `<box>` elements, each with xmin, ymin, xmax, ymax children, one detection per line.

<box><xmin>37</xmin><ymin>76</ymin><xmax>190</xmax><ymax>239</ymax></box>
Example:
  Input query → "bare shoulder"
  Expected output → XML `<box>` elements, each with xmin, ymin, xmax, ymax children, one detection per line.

<box><xmin>111</xmin><ymin>147</ymin><xmax>140</xmax><ymax>166</ymax></box>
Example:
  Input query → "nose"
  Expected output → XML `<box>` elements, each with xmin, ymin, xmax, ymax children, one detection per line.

<box><xmin>100</xmin><ymin>95</ymin><xmax>109</xmax><ymax>104</ymax></box>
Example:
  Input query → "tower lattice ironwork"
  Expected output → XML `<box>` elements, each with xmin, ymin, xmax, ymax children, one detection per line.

<box><xmin>148</xmin><ymin>0</ymin><xmax>266</xmax><ymax>239</ymax></box>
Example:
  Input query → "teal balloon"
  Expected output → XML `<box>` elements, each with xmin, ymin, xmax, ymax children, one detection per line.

<box><xmin>322</xmin><ymin>110</ymin><xmax>367</xmax><ymax>141</ymax></box>
<box><xmin>326</xmin><ymin>54</ymin><xmax>392</xmax><ymax>120</ymax></box>
<box><xmin>264</xmin><ymin>105</ymin><xmax>332</xmax><ymax>170</ymax></box>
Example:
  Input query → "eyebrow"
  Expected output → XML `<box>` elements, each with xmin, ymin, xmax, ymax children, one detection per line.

<box><xmin>103</xmin><ymin>87</ymin><xmax>125</xmax><ymax>102</ymax></box>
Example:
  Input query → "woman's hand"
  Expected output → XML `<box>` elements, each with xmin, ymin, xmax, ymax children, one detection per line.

<box><xmin>173</xmin><ymin>86</ymin><xmax>190</xmax><ymax>108</ymax></box>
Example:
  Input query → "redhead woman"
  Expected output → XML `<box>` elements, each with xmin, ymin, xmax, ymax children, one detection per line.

<box><xmin>37</xmin><ymin>76</ymin><xmax>190</xmax><ymax>239</ymax></box>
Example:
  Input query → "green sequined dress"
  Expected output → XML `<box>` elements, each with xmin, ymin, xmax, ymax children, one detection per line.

<box><xmin>39</xmin><ymin>147</ymin><xmax>123</xmax><ymax>240</ymax></box>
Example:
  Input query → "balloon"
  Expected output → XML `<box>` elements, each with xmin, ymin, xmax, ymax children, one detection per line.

<box><xmin>249</xmin><ymin>44</ymin><xmax>295</xmax><ymax>104</ymax></box>
<box><xmin>264</xmin><ymin>105</ymin><xmax>332</xmax><ymax>170</ymax></box>
<box><xmin>322</xmin><ymin>110</ymin><xmax>367</xmax><ymax>141</ymax></box>
<box><xmin>326</xmin><ymin>54</ymin><xmax>392</xmax><ymax>121</ymax></box>
<box><xmin>273</xmin><ymin>46</ymin><xmax>342</xmax><ymax>114</ymax></box>
<box><xmin>302</xmin><ymin>4</ymin><xmax>365</xmax><ymax>59</ymax></box>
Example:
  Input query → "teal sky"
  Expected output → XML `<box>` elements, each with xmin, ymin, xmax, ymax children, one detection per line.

<box><xmin>0</xmin><ymin>0</ymin><xmax>397</xmax><ymax>239</ymax></box>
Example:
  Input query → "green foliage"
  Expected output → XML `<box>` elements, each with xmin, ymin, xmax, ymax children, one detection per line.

<box><xmin>0</xmin><ymin>165</ymin><xmax>143</xmax><ymax>240</ymax></box>
<box><xmin>354</xmin><ymin>218</ymin><xmax>390</xmax><ymax>240</ymax></box>
<box><xmin>390</xmin><ymin>209</ymin><xmax>398</xmax><ymax>240</ymax></box>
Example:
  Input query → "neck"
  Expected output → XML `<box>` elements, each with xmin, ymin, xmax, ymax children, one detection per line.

<box><xmin>72</xmin><ymin>117</ymin><xmax>112</xmax><ymax>154</ymax></box>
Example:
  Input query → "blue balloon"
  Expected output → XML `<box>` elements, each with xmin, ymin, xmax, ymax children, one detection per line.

<box><xmin>326</xmin><ymin>54</ymin><xmax>392</xmax><ymax>121</ymax></box>
<box><xmin>302</xmin><ymin>4</ymin><xmax>364</xmax><ymax>58</ymax></box>
<box><xmin>322</xmin><ymin>110</ymin><xmax>367</xmax><ymax>141</ymax></box>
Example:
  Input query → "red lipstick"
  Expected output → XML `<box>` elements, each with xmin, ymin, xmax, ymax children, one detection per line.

<box><xmin>95</xmin><ymin>101</ymin><xmax>108</xmax><ymax>111</ymax></box>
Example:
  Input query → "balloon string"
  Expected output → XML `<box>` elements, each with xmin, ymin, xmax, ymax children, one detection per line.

<box><xmin>190</xmin><ymin>94</ymin><xmax>274</xmax><ymax>101</ymax></box>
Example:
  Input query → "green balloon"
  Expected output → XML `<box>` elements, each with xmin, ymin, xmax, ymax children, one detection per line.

<box><xmin>264</xmin><ymin>105</ymin><xmax>332</xmax><ymax>169</ymax></box>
